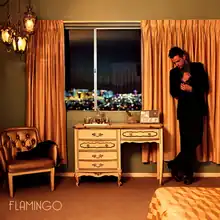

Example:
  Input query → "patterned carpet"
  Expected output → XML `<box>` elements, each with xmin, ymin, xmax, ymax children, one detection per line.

<box><xmin>0</xmin><ymin>175</ymin><xmax>220</xmax><ymax>220</ymax></box>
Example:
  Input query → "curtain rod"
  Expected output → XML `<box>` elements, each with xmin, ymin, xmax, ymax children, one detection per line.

<box><xmin>64</xmin><ymin>21</ymin><xmax>141</xmax><ymax>29</ymax></box>
<box><xmin>63</xmin><ymin>20</ymin><xmax>141</xmax><ymax>23</ymax></box>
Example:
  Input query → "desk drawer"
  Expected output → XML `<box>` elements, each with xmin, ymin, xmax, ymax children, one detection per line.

<box><xmin>121</xmin><ymin>129</ymin><xmax>159</xmax><ymax>140</ymax></box>
<box><xmin>78</xmin><ymin>129</ymin><xmax>117</xmax><ymax>139</ymax></box>
<box><xmin>79</xmin><ymin>151</ymin><xmax>117</xmax><ymax>160</ymax></box>
<box><xmin>78</xmin><ymin>161</ymin><xmax>118</xmax><ymax>169</ymax></box>
<box><xmin>78</xmin><ymin>141</ymin><xmax>117</xmax><ymax>150</ymax></box>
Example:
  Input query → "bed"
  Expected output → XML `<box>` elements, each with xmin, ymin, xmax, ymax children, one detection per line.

<box><xmin>147</xmin><ymin>187</ymin><xmax>220</xmax><ymax>220</ymax></box>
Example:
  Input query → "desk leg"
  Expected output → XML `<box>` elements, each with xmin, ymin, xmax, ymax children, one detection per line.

<box><xmin>75</xmin><ymin>173</ymin><xmax>80</xmax><ymax>186</ymax></box>
<box><xmin>159</xmin><ymin>128</ymin><xmax>163</xmax><ymax>185</ymax></box>
<box><xmin>157</xmin><ymin>148</ymin><xmax>160</xmax><ymax>180</ymax></box>
<box><xmin>118</xmin><ymin>172</ymin><xmax>122</xmax><ymax>186</ymax></box>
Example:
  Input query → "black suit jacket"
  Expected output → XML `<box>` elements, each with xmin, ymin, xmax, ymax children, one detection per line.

<box><xmin>169</xmin><ymin>62</ymin><xmax>209</xmax><ymax>120</ymax></box>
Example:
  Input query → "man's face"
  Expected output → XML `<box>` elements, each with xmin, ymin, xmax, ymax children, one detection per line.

<box><xmin>171</xmin><ymin>55</ymin><xmax>186</xmax><ymax>69</ymax></box>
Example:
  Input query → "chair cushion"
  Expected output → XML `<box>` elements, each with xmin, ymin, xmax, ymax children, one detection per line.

<box><xmin>8</xmin><ymin>158</ymin><xmax>54</xmax><ymax>173</ymax></box>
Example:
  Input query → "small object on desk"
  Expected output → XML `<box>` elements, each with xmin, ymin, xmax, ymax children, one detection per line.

<box><xmin>126</xmin><ymin>109</ymin><xmax>137</xmax><ymax>124</ymax></box>
<box><xmin>83</xmin><ymin>108</ymin><xmax>111</xmax><ymax>126</ymax></box>
<box><xmin>140</xmin><ymin>110</ymin><xmax>160</xmax><ymax>124</ymax></box>
<box><xmin>126</xmin><ymin>109</ymin><xmax>132</xmax><ymax>117</ymax></box>
<box><xmin>84</xmin><ymin>116</ymin><xmax>92</xmax><ymax>124</ymax></box>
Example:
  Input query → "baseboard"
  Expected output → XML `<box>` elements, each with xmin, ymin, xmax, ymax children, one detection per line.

<box><xmin>57</xmin><ymin>172</ymin><xmax>74</xmax><ymax>177</ymax></box>
<box><xmin>123</xmin><ymin>173</ymin><xmax>220</xmax><ymax>178</ymax></box>
<box><xmin>56</xmin><ymin>172</ymin><xmax>220</xmax><ymax>178</ymax></box>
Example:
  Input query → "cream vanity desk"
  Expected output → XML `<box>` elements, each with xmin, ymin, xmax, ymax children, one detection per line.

<box><xmin>74</xmin><ymin>123</ymin><xmax>163</xmax><ymax>186</ymax></box>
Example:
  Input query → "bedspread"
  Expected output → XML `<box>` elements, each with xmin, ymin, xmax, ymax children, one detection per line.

<box><xmin>147</xmin><ymin>187</ymin><xmax>220</xmax><ymax>220</ymax></box>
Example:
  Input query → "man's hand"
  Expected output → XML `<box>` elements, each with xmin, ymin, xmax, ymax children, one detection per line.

<box><xmin>182</xmin><ymin>72</ymin><xmax>191</xmax><ymax>82</ymax></box>
<box><xmin>180</xmin><ymin>83</ymin><xmax>192</xmax><ymax>92</ymax></box>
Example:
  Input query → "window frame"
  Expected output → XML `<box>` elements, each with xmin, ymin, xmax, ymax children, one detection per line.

<box><xmin>64</xmin><ymin>21</ymin><xmax>141</xmax><ymax>111</ymax></box>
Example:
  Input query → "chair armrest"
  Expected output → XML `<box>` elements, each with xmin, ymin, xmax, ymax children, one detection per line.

<box><xmin>32</xmin><ymin>140</ymin><xmax>58</xmax><ymax>165</ymax></box>
<box><xmin>0</xmin><ymin>147</ymin><xmax>7</xmax><ymax>172</ymax></box>
<box><xmin>48</xmin><ymin>144</ymin><xmax>58</xmax><ymax>166</ymax></box>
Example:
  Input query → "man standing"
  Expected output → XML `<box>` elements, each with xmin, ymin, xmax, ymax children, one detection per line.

<box><xmin>168</xmin><ymin>46</ymin><xmax>209</xmax><ymax>185</ymax></box>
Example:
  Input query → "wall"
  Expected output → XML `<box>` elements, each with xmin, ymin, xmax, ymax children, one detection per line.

<box><xmin>0</xmin><ymin>0</ymin><xmax>26</xmax><ymax>131</ymax></box>
<box><xmin>0</xmin><ymin>43</ymin><xmax>26</xmax><ymax>131</ymax></box>
<box><xmin>0</xmin><ymin>0</ymin><xmax>220</xmax><ymax>173</ymax></box>
<box><xmin>32</xmin><ymin>0</ymin><xmax>220</xmax><ymax>20</ymax></box>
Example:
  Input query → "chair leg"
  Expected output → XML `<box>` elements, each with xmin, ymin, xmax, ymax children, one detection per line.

<box><xmin>3</xmin><ymin>178</ymin><xmax>7</xmax><ymax>189</ymax></box>
<box><xmin>50</xmin><ymin>168</ymin><xmax>55</xmax><ymax>191</ymax></box>
<box><xmin>8</xmin><ymin>174</ymin><xmax>13</xmax><ymax>198</ymax></box>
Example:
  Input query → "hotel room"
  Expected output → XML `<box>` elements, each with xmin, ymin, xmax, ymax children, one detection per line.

<box><xmin>0</xmin><ymin>0</ymin><xmax>220</xmax><ymax>219</ymax></box>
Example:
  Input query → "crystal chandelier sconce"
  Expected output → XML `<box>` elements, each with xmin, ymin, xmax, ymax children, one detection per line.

<box><xmin>23</xmin><ymin>1</ymin><xmax>37</xmax><ymax>35</ymax></box>
<box><xmin>12</xmin><ymin>20</ymin><xmax>28</xmax><ymax>53</ymax></box>
<box><xmin>0</xmin><ymin>1</ymin><xmax>15</xmax><ymax>49</ymax></box>
<box><xmin>12</xmin><ymin>0</ymin><xmax>28</xmax><ymax>53</ymax></box>
<box><xmin>13</xmin><ymin>35</ymin><xmax>27</xmax><ymax>53</ymax></box>
<box><xmin>1</xmin><ymin>15</ymin><xmax>15</xmax><ymax>45</ymax></box>
<box><xmin>0</xmin><ymin>0</ymin><xmax>37</xmax><ymax>54</ymax></box>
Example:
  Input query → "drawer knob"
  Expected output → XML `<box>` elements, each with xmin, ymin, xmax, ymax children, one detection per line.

<box><xmin>92</xmin><ymin>133</ymin><xmax>103</xmax><ymax>137</ymax></box>
<box><xmin>92</xmin><ymin>154</ymin><xmax>104</xmax><ymax>159</ymax></box>
<box><xmin>92</xmin><ymin>163</ymin><xmax>104</xmax><ymax>168</ymax></box>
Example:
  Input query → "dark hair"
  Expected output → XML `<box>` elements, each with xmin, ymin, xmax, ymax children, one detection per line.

<box><xmin>168</xmin><ymin>46</ymin><xmax>185</xmax><ymax>58</ymax></box>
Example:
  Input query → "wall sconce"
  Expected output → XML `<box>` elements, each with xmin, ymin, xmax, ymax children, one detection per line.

<box><xmin>0</xmin><ymin>1</ymin><xmax>16</xmax><ymax>50</ymax></box>
<box><xmin>0</xmin><ymin>0</ymin><xmax>37</xmax><ymax>54</ymax></box>
<box><xmin>23</xmin><ymin>3</ymin><xmax>37</xmax><ymax>34</ymax></box>
<box><xmin>12</xmin><ymin>21</ymin><xmax>28</xmax><ymax>53</ymax></box>
<box><xmin>13</xmin><ymin>35</ymin><xmax>28</xmax><ymax>53</ymax></box>
<box><xmin>1</xmin><ymin>16</ymin><xmax>15</xmax><ymax>45</ymax></box>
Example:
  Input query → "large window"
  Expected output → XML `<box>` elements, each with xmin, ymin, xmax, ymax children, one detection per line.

<box><xmin>65</xmin><ymin>24</ymin><xmax>141</xmax><ymax>111</ymax></box>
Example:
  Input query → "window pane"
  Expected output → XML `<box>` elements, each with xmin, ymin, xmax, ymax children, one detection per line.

<box><xmin>97</xmin><ymin>29</ymin><xmax>141</xmax><ymax>111</ymax></box>
<box><xmin>65</xmin><ymin>29</ymin><xmax>94</xmax><ymax>110</ymax></box>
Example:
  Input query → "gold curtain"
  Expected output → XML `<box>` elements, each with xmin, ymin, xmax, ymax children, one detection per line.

<box><xmin>26</xmin><ymin>20</ymin><xmax>67</xmax><ymax>163</ymax></box>
<box><xmin>141</xmin><ymin>20</ymin><xmax>220</xmax><ymax>164</ymax></box>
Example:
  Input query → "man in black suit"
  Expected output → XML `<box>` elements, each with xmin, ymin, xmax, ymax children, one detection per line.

<box><xmin>168</xmin><ymin>46</ymin><xmax>209</xmax><ymax>185</ymax></box>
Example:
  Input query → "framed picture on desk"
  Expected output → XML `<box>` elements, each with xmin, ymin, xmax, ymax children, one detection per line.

<box><xmin>140</xmin><ymin>110</ymin><xmax>160</xmax><ymax>123</ymax></box>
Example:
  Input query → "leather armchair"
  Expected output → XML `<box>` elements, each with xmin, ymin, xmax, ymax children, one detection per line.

<box><xmin>0</xmin><ymin>127</ymin><xmax>58</xmax><ymax>197</ymax></box>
